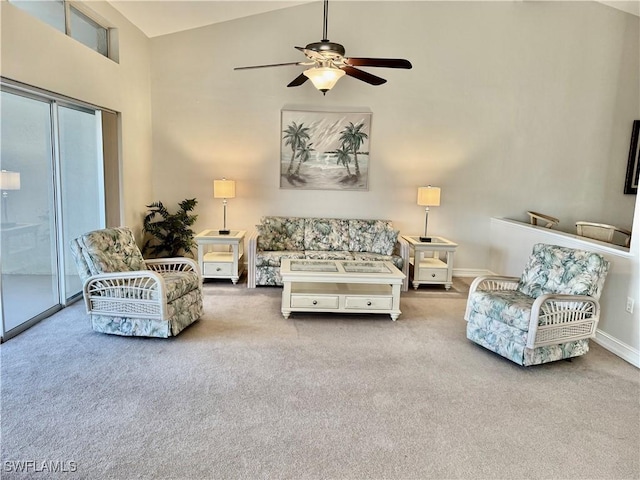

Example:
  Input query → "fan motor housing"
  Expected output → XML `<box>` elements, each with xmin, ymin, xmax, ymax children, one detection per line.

<box><xmin>306</xmin><ymin>41</ymin><xmax>346</xmax><ymax>57</ymax></box>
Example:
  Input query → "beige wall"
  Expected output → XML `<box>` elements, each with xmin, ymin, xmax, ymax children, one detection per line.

<box><xmin>149</xmin><ymin>1</ymin><xmax>639</xmax><ymax>270</ymax></box>
<box><xmin>2</xmin><ymin>0</ymin><xmax>638</xmax><ymax>356</ymax></box>
<box><xmin>0</xmin><ymin>0</ymin><xmax>153</xmax><ymax>238</ymax></box>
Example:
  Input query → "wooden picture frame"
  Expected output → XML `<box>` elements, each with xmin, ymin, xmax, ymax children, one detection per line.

<box><xmin>280</xmin><ymin>108</ymin><xmax>371</xmax><ymax>191</ymax></box>
<box><xmin>624</xmin><ymin>120</ymin><xmax>639</xmax><ymax>194</ymax></box>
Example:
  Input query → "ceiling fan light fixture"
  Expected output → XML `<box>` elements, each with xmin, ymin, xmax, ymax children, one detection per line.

<box><xmin>234</xmin><ymin>0</ymin><xmax>412</xmax><ymax>91</ymax></box>
<box><xmin>303</xmin><ymin>66</ymin><xmax>345</xmax><ymax>94</ymax></box>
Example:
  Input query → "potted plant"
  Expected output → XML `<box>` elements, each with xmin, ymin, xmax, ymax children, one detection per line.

<box><xmin>142</xmin><ymin>198</ymin><xmax>198</xmax><ymax>258</ymax></box>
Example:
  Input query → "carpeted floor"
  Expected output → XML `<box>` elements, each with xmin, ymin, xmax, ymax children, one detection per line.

<box><xmin>1</xmin><ymin>278</ymin><xmax>638</xmax><ymax>480</ymax></box>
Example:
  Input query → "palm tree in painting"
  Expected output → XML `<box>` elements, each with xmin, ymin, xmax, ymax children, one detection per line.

<box><xmin>294</xmin><ymin>141</ymin><xmax>314</xmax><ymax>176</ymax></box>
<box><xmin>334</xmin><ymin>145</ymin><xmax>353</xmax><ymax>176</ymax></box>
<box><xmin>282</xmin><ymin>122</ymin><xmax>310</xmax><ymax>175</ymax></box>
<box><xmin>339</xmin><ymin>122</ymin><xmax>368</xmax><ymax>177</ymax></box>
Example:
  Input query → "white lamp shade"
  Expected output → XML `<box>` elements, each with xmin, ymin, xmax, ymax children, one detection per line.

<box><xmin>213</xmin><ymin>179</ymin><xmax>236</xmax><ymax>199</ymax></box>
<box><xmin>417</xmin><ymin>186</ymin><xmax>441</xmax><ymax>206</ymax></box>
<box><xmin>303</xmin><ymin>67</ymin><xmax>346</xmax><ymax>92</ymax></box>
<box><xmin>0</xmin><ymin>170</ymin><xmax>20</xmax><ymax>190</ymax></box>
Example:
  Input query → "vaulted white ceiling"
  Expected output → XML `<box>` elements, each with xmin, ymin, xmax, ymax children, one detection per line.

<box><xmin>108</xmin><ymin>0</ymin><xmax>639</xmax><ymax>39</ymax></box>
<box><xmin>108</xmin><ymin>1</ymin><xmax>315</xmax><ymax>38</ymax></box>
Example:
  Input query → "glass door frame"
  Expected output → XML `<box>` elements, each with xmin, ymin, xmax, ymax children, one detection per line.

<box><xmin>0</xmin><ymin>80</ymin><xmax>108</xmax><ymax>341</ymax></box>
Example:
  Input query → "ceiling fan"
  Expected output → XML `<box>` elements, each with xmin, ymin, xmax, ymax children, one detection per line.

<box><xmin>234</xmin><ymin>0</ymin><xmax>412</xmax><ymax>94</ymax></box>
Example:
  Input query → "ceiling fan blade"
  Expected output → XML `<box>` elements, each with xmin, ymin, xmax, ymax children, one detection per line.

<box><xmin>287</xmin><ymin>73</ymin><xmax>309</xmax><ymax>87</ymax></box>
<box><xmin>341</xmin><ymin>66</ymin><xmax>387</xmax><ymax>86</ymax></box>
<box><xmin>345</xmin><ymin>58</ymin><xmax>412</xmax><ymax>69</ymax></box>
<box><xmin>234</xmin><ymin>62</ymin><xmax>303</xmax><ymax>70</ymax></box>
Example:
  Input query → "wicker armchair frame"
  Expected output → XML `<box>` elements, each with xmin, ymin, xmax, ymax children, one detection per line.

<box><xmin>83</xmin><ymin>258</ymin><xmax>200</xmax><ymax>321</ymax></box>
<box><xmin>466</xmin><ymin>275</ymin><xmax>600</xmax><ymax>350</ymax></box>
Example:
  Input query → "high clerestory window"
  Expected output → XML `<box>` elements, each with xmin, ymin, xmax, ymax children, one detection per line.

<box><xmin>10</xmin><ymin>1</ymin><xmax>114</xmax><ymax>59</ymax></box>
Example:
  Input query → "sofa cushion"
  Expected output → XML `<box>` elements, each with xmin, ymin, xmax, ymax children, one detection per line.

<box><xmin>257</xmin><ymin>217</ymin><xmax>305</xmax><ymax>251</ymax></box>
<box><xmin>517</xmin><ymin>244</ymin><xmax>610</xmax><ymax>299</ymax></box>
<box><xmin>255</xmin><ymin>250</ymin><xmax>306</xmax><ymax>268</ymax></box>
<box><xmin>304</xmin><ymin>218</ymin><xmax>350</xmax><ymax>251</ymax></box>
<box><xmin>77</xmin><ymin>227</ymin><xmax>147</xmax><ymax>276</ymax></box>
<box><xmin>256</xmin><ymin>266</ymin><xmax>284</xmax><ymax>286</ymax></box>
<box><xmin>352</xmin><ymin>252</ymin><xmax>404</xmax><ymax>271</ymax></box>
<box><xmin>304</xmin><ymin>250</ymin><xmax>354</xmax><ymax>261</ymax></box>
<box><xmin>371</xmin><ymin>226</ymin><xmax>400</xmax><ymax>256</ymax></box>
<box><xmin>348</xmin><ymin>219</ymin><xmax>392</xmax><ymax>253</ymax></box>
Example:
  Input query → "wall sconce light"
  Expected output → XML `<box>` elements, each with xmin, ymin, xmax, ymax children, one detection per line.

<box><xmin>417</xmin><ymin>185</ymin><xmax>441</xmax><ymax>242</ymax></box>
<box><xmin>303</xmin><ymin>66</ymin><xmax>345</xmax><ymax>95</ymax></box>
<box><xmin>213</xmin><ymin>178</ymin><xmax>236</xmax><ymax>235</ymax></box>
<box><xmin>0</xmin><ymin>170</ymin><xmax>21</xmax><ymax>226</ymax></box>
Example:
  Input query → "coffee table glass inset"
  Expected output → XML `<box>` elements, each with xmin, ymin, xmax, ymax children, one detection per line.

<box><xmin>280</xmin><ymin>259</ymin><xmax>405</xmax><ymax>321</ymax></box>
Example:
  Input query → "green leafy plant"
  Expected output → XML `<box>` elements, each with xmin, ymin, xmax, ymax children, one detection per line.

<box><xmin>142</xmin><ymin>198</ymin><xmax>198</xmax><ymax>258</ymax></box>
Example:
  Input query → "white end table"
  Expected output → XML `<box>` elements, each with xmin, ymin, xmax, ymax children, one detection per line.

<box><xmin>402</xmin><ymin>236</ymin><xmax>458</xmax><ymax>290</ymax></box>
<box><xmin>194</xmin><ymin>230</ymin><xmax>246</xmax><ymax>284</ymax></box>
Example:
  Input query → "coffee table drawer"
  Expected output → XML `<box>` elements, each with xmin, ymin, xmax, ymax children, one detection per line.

<box><xmin>345</xmin><ymin>296</ymin><xmax>393</xmax><ymax>310</ymax></box>
<box><xmin>291</xmin><ymin>295</ymin><xmax>339</xmax><ymax>309</ymax></box>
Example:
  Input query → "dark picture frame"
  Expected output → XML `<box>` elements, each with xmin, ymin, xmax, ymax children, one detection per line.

<box><xmin>624</xmin><ymin>120</ymin><xmax>639</xmax><ymax>194</ymax></box>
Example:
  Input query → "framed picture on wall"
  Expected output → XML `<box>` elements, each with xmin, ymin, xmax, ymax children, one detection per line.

<box><xmin>280</xmin><ymin>108</ymin><xmax>372</xmax><ymax>191</ymax></box>
<box><xmin>624</xmin><ymin>120</ymin><xmax>639</xmax><ymax>194</ymax></box>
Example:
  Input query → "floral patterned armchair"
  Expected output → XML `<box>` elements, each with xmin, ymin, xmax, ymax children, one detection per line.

<box><xmin>465</xmin><ymin>243</ymin><xmax>609</xmax><ymax>366</ymax></box>
<box><xmin>70</xmin><ymin>227</ymin><xmax>203</xmax><ymax>337</ymax></box>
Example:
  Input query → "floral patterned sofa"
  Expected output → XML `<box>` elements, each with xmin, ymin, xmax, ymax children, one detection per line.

<box><xmin>247</xmin><ymin>217</ymin><xmax>409</xmax><ymax>291</ymax></box>
<box><xmin>70</xmin><ymin>227</ymin><xmax>203</xmax><ymax>338</ymax></box>
<box><xmin>465</xmin><ymin>243</ymin><xmax>610</xmax><ymax>366</ymax></box>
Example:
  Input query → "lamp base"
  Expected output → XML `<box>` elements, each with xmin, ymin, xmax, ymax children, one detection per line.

<box><xmin>419</xmin><ymin>236</ymin><xmax>433</xmax><ymax>242</ymax></box>
<box><xmin>218</xmin><ymin>229</ymin><xmax>230</xmax><ymax>235</ymax></box>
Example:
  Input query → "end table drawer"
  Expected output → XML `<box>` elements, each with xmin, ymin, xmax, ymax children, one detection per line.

<box><xmin>345</xmin><ymin>296</ymin><xmax>393</xmax><ymax>310</ymax></box>
<box><xmin>203</xmin><ymin>262</ymin><xmax>233</xmax><ymax>276</ymax></box>
<box><xmin>418</xmin><ymin>268</ymin><xmax>447</xmax><ymax>282</ymax></box>
<box><xmin>291</xmin><ymin>295</ymin><xmax>339</xmax><ymax>309</ymax></box>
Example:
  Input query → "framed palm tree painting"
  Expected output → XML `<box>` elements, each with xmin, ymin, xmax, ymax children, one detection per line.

<box><xmin>280</xmin><ymin>108</ymin><xmax>371</xmax><ymax>190</ymax></box>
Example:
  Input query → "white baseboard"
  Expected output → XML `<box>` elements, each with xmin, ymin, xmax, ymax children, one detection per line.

<box><xmin>594</xmin><ymin>330</ymin><xmax>640</xmax><ymax>368</ymax></box>
<box><xmin>453</xmin><ymin>268</ymin><xmax>492</xmax><ymax>277</ymax></box>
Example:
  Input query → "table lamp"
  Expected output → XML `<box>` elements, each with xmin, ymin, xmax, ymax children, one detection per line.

<box><xmin>213</xmin><ymin>178</ymin><xmax>235</xmax><ymax>235</ymax></box>
<box><xmin>417</xmin><ymin>185</ymin><xmax>440</xmax><ymax>242</ymax></box>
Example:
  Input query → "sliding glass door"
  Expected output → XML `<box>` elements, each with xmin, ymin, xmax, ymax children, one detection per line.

<box><xmin>0</xmin><ymin>91</ymin><xmax>59</xmax><ymax>333</ymax></box>
<box><xmin>58</xmin><ymin>104</ymin><xmax>105</xmax><ymax>298</ymax></box>
<box><xmin>0</xmin><ymin>87</ymin><xmax>105</xmax><ymax>339</ymax></box>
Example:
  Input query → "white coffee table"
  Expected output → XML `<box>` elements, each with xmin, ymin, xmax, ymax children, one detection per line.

<box><xmin>280</xmin><ymin>259</ymin><xmax>406</xmax><ymax>321</ymax></box>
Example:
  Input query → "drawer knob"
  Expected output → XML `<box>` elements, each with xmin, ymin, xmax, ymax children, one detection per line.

<box><xmin>312</xmin><ymin>300</ymin><xmax>318</xmax><ymax>305</ymax></box>
<box><xmin>216</xmin><ymin>267</ymin><xmax>222</xmax><ymax>272</ymax></box>
<box><xmin>367</xmin><ymin>301</ymin><xmax>372</xmax><ymax>306</ymax></box>
<box><xmin>431</xmin><ymin>273</ymin><xmax>436</xmax><ymax>278</ymax></box>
